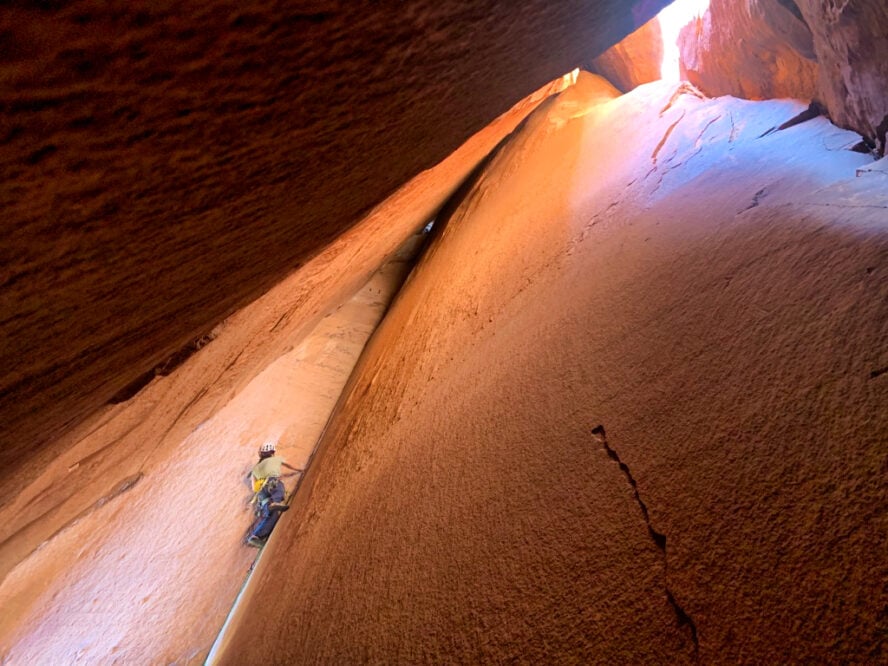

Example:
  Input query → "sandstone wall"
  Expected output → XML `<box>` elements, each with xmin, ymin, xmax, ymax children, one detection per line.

<box><xmin>678</xmin><ymin>0</ymin><xmax>888</xmax><ymax>152</ymax></box>
<box><xmin>591</xmin><ymin>19</ymin><xmax>663</xmax><ymax>92</ymax></box>
<box><xmin>215</xmin><ymin>75</ymin><xmax>887</xmax><ymax>663</ymax></box>
<box><xmin>678</xmin><ymin>0</ymin><xmax>819</xmax><ymax>101</ymax></box>
<box><xmin>796</xmin><ymin>0</ymin><xmax>888</xmax><ymax>152</ymax></box>
<box><xmin>0</xmin><ymin>0</ymin><xmax>669</xmax><ymax>494</ymax></box>
<box><xmin>587</xmin><ymin>1</ymin><xmax>888</xmax><ymax>152</ymax></box>
<box><xmin>0</xmin><ymin>73</ymin><xmax>573</xmax><ymax>582</ymax></box>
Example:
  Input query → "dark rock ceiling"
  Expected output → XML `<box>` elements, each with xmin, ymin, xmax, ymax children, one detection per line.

<box><xmin>0</xmin><ymin>1</ymin><xmax>668</xmax><ymax>481</ymax></box>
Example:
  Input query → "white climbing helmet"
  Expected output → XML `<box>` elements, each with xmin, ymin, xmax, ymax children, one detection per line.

<box><xmin>259</xmin><ymin>442</ymin><xmax>276</xmax><ymax>454</ymax></box>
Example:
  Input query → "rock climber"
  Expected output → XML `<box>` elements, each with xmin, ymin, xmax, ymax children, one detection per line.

<box><xmin>245</xmin><ymin>442</ymin><xmax>302</xmax><ymax>547</ymax></box>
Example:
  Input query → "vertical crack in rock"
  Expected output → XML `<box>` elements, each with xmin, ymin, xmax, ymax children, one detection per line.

<box><xmin>591</xmin><ymin>425</ymin><xmax>699</xmax><ymax>655</ymax></box>
<box><xmin>647</xmin><ymin>112</ymin><xmax>718</xmax><ymax>197</ymax></box>
<box><xmin>694</xmin><ymin>115</ymin><xmax>721</xmax><ymax>149</ymax></box>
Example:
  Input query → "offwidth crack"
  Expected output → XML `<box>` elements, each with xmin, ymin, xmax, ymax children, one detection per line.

<box><xmin>591</xmin><ymin>425</ymin><xmax>699</xmax><ymax>655</ymax></box>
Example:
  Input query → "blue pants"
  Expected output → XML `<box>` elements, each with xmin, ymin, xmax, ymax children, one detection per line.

<box><xmin>251</xmin><ymin>479</ymin><xmax>285</xmax><ymax>540</ymax></box>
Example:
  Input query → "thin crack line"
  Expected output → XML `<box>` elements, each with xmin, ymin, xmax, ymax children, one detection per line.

<box><xmin>592</xmin><ymin>424</ymin><xmax>699</xmax><ymax>655</ymax></box>
<box><xmin>651</xmin><ymin>111</ymin><xmax>686</xmax><ymax>164</ymax></box>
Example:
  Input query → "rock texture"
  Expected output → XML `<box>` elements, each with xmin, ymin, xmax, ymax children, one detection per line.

<box><xmin>677</xmin><ymin>0</ymin><xmax>888</xmax><ymax>152</ymax></box>
<box><xmin>0</xmin><ymin>235</ymin><xmax>423</xmax><ymax>664</ymax></box>
<box><xmin>795</xmin><ymin>0</ymin><xmax>888</xmax><ymax>152</ymax></box>
<box><xmin>2</xmin><ymin>3</ymin><xmax>887</xmax><ymax>662</ymax></box>
<box><xmin>0</xmin><ymin>75</ymin><xmax>574</xmax><ymax>663</ymax></box>
<box><xmin>0</xmin><ymin>0</ymin><xmax>669</xmax><ymax>484</ymax></box>
<box><xmin>678</xmin><ymin>0</ymin><xmax>819</xmax><ymax>101</ymax></box>
<box><xmin>591</xmin><ymin>18</ymin><xmax>663</xmax><ymax>92</ymax></box>
<box><xmin>215</xmin><ymin>74</ymin><xmax>887</xmax><ymax>663</ymax></box>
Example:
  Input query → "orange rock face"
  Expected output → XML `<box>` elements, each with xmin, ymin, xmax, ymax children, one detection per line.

<box><xmin>0</xmin><ymin>74</ymin><xmax>578</xmax><ymax>664</ymax></box>
<box><xmin>0</xmin><ymin>0</ymin><xmax>669</xmax><ymax>488</ymax></box>
<box><xmin>214</xmin><ymin>74</ymin><xmax>887</xmax><ymax>663</ymax></box>
<box><xmin>2</xmin><ymin>2</ymin><xmax>887</xmax><ymax>662</ymax></box>
<box><xmin>591</xmin><ymin>18</ymin><xmax>663</xmax><ymax>92</ymax></box>
<box><xmin>678</xmin><ymin>0</ymin><xmax>819</xmax><ymax>101</ymax></box>
<box><xmin>0</xmin><ymin>236</ymin><xmax>422</xmax><ymax>664</ymax></box>
<box><xmin>677</xmin><ymin>0</ymin><xmax>888</xmax><ymax>152</ymax></box>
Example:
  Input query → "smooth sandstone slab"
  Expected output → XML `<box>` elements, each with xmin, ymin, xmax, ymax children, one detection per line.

<box><xmin>217</xmin><ymin>74</ymin><xmax>886</xmax><ymax>663</ymax></box>
<box><xmin>0</xmin><ymin>74</ymin><xmax>576</xmax><ymax>663</ymax></box>
<box><xmin>0</xmin><ymin>233</ymin><xmax>426</xmax><ymax>664</ymax></box>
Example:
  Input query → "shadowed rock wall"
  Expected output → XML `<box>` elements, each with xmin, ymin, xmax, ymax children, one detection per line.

<box><xmin>796</xmin><ymin>0</ymin><xmax>888</xmax><ymax>152</ymax></box>
<box><xmin>0</xmin><ymin>0</ymin><xmax>669</xmax><ymax>490</ymax></box>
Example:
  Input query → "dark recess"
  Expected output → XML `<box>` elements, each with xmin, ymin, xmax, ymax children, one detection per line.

<box><xmin>775</xmin><ymin>0</ymin><xmax>806</xmax><ymax>24</ymax></box>
<box><xmin>108</xmin><ymin>332</ymin><xmax>216</xmax><ymax>404</ymax></box>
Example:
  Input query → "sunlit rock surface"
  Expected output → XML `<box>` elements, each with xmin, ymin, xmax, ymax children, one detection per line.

<box><xmin>0</xmin><ymin>233</ymin><xmax>430</xmax><ymax>664</ymax></box>
<box><xmin>677</xmin><ymin>0</ymin><xmax>888</xmax><ymax>151</ymax></box>
<box><xmin>2</xmin><ymin>2</ymin><xmax>886</xmax><ymax>662</ymax></box>
<box><xmin>216</xmin><ymin>73</ymin><xmax>887</xmax><ymax>663</ymax></box>
<box><xmin>678</xmin><ymin>0</ymin><xmax>819</xmax><ymax>101</ymax></box>
<box><xmin>0</xmin><ymin>0</ymin><xmax>669</xmax><ymax>488</ymax></box>
<box><xmin>585</xmin><ymin>1</ymin><xmax>888</xmax><ymax>151</ymax></box>
<box><xmin>591</xmin><ymin>18</ymin><xmax>663</xmax><ymax>92</ymax></box>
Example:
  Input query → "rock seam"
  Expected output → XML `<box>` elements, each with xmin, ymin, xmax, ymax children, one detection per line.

<box><xmin>591</xmin><ymin>424</ymin><xmax>700</xmax><ymax>656</ymax></box>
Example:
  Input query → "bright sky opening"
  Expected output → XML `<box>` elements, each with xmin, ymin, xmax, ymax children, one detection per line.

<box><xmin>658</xmin><ymin>0</ymin><xmax>711</xmax><ymax>82</ymax></box>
